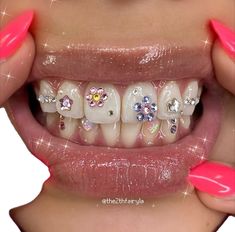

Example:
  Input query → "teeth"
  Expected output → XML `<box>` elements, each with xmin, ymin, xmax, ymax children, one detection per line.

<box><xmin>180</xmin><ymin>116</ymin><xmax>191</xmax><ymax>129</ymax></box>
<box><xmin>161</xmin><ymin>119</ymin><xmax>179</xmax><ymax>143</ymax></box>
<box><xmin>122</xmin><ymin>82</ymin><xmax>157</xmax><ymax>123</ymax></box>
<box><xmin>56</xmin><ymin>81</ymin><xmax>84</xmax><ymax>119</ymax></box>
<box><xmin>84</xmin><ymin>83</ymin><xmax>120</xmax><ymax>124</ymax></box>
<box><xmin>80</xmin><ymin>121</ymin><xmax>99</xmax><ymax>144</ymax></box>
<box><xmin>38</xmin><ymin>81</ymin><xmax>57</xmax><ymax>113</ymax></box>
<box><xmin>141</xmin><ymin>120</ymin><xmax>161</xmax><ymax>145</ymax></box>
<box><xmin>59</xmin><ymin>117</ymin><xmax>78</xmax><ymax>139</ymax></box>
<box><xmin>101</xmin><ymin>122</ymin><xmax>120</xmax><ymax>147</ymax></box>
<box><xmin>121</xmin><ymin>123</ymin><xmax>142</xmax><ymax>148</ymax></box>
<box><xmin>46</xmin><ymin>113</ymin><xmax>57</xmax><ymax>127</ymax></box>
<box><xmin>182</xmin><ymin>81</ymin><xmax>199</xmax><ymax>116</ymax></box>
<box><xmin>158</xmin><ymin>81</ymin><xmax>183</xmax><ymax>120</ymax></box>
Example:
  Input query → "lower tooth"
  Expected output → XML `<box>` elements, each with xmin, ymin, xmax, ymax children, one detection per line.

<box><xmin>59</xmin><ymin>117</ymin><xmax>78</xmax><ymax>139</ymax></box>
<box><xmin>46</xmin><ymin>113</ymin><xmax>57</xmax><ymax>128</ymax></box>
<box><xmin>101</xmin><ymin>122</ymin><xmax>120</xmax><ymax>147</ymax></box>
<box><xmin>80</xmin><ymin>121</ymin><xmax>99</xmax><ymax>144</ymax></box>
<box><xmin>121</xmin><ymin>123</ymin><xmax>142</xmax><ymax>148</ymax></box>
<box><xmin>180</xmin><ymin>116</ymin><xmax>191</xmax><ymax>129</ymax></box>
<box><xmin>161</xmin><ymin>119</ymin><xmax>179</xmax><ymax>143</ymax></box>
<box><xmin>141</xmin><ymin>119</ymin><xmax>161</xmax><ymax>145</ymax></box>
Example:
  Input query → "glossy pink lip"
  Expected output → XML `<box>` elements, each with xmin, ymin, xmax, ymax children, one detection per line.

<box><xmin>6</xmin><ymin>76</ymin><xmax>222</xmax><ymax>198</ymax></box>
<box><xmin>30</xmin><ymin>45</ymin><xmax>212</xmax><ymax>83</ymax></box>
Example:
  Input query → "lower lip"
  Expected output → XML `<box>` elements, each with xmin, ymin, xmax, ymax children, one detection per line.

<box><xmin>7</xmin><ymin>81</ymin><xmax>222</xmax><ymax>198</ymax></box>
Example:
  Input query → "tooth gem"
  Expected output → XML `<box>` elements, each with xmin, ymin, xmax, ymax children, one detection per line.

<box><xmin>170</xmin><ymin>125</ymin><xmax>177</xmax><ymax>134</ymax></box>
<box><xmin>170</xmin><ymin>118</ymin><xmax>177</xmax><ymax>134</ymax></box>
<box><xmin>167</xmin><ymin>98</ymin><xmax>181</xmax><ymax>113</ymax></box>
<box><xmin>86</xmin><ymin>87</ymin><xmax>108</xmax><ymax>107</ymax></box>
<box><xmin>184</xmin><ymin>97</ymin><xmax>199</xmax><ymax>106</ymax></box>
<box><xmin>133</xmin><ymin>96</ymin><xmax>157</xmax><ymax>122</ymax></box>
<box><xmin>38</xmin><ymin>95</ymin><xmax>56</xmax><ymax>104</ymax></box>
<box><xmin>59</xmin><ymin>95</ymin><xmax>73</xmax><ymax>111</ymax></box>
<box><xmin>59</xmin><ymin>115</ymin><xmax>65</xmax><ymax>130</ymax></box>
<box><xmin>81</xmin><ymin>118</ymin><xmax>94</xmax><ymax>131</ymax></box>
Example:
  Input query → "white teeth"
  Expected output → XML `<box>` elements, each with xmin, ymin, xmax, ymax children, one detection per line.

<box><xmin>121</xmin><ymin>123</ymin><xmax>142</xmax><ymax>148</ymax></box>
<box><xmin>180</xmin><ymin>116</ymin><xmax>191</xmax><ymax>129</ymax></box>
<box><xmin>80</xmin><ymin>121</ymin><xmax>99</xmax><ymax>144</ymax></box>
<box><xmin>101</xmin><ymin>122</ymin><xmax>120</xmax><ymax>147</ymax></box>
<box><xmin>46</xmin><ymin>113</ymin><xmax>57</xmax><ymax>127</ymax></box>
<box><xmin>59</xmin><ymin>117</ymin><xmax>78</xmax><ymax>139</ymax></box>
<box><xmin>122</xmin><ymin>82</ymin><xmax>157</xmax><ymax>123</ymax></box>
<box><xmin>38</xmin><ymin>81</ymin><xmax>57</xmax><ymax>113</ymax></box>
<box><xmin>56</xmin><ymin>81</ymin><xmax>84</xmax><ymax>119</ymax></box>
<box><xmin>161</xmin><ymin>119</ymin><xmax>178</xmax><ymax>143</ymax></box>
<box><xmin>84</xmin><ymin>83</ymin><xmax>120</xmax><ymax>124</ymax></box>
<box><xmin>158</xmin><ymin>81</ymin><xmax>183</xmax><ymax>120</ymax></box>
<box><xmin>182</xmin><ymin>81</ymin><xmax>199</xmax><ymax>116</ymax></box>
<box><xmin>141</xmin><ymin>120</ymin><xmax>161</xmax><ymax>145</ymax></box>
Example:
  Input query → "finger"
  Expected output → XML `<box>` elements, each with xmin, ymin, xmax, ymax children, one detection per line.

<box><xmin>210</xmin><ymin>20</ymin><xmax>235</xmax><ymax>94</ymax></box>
<box><xmin>0</xmin><ymin>11</ymin><xmax>34</xmax><ymax>106</ymax></box>
<box><xmin>188</xmin><ymin>161</ymin><xmax>235</xmax><ymax>214</ymax></box>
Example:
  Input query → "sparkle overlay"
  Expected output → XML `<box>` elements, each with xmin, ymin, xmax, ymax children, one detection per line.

<box><xmin>167</xmin><ymin>98</ymin><xmax>181</xmax><ymax>113</ymax></box>
<box><xmin>86</xmin><ymin>87</ymin><xmax>108</xmax><ymax>107</ymax></box>
<box><xmin>133</xmin><ymin>96</ymin><xmax>157</xmax><ymax>122</ymax></box>
<box><xmin>38</xmin><ymin>95</ymin><xmax>56</xmax><ymax>104</ymax></box>
<box><xmin>59</xmin><ymin>95</ymin><xmax>73</xmax><ymax>111</ymax></box>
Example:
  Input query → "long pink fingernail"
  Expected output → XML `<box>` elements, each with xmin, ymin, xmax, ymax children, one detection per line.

<box><xmin>210</xmin><ymin>19</ymin><xmax>235</xmax><ymax>58</ymax></box>
<box><xmin>188</xmin><ymin>161</ymin><xmax>235</xmax><ymax>197</ymax></box>
<box><xmin>0</xmin><ymin>10</ymin><xmax>34</xmax><ymax>60</ymax></box>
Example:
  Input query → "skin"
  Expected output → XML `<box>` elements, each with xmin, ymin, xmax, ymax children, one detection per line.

<box><xmin>0</xmin><ymin>0</ymin><xmax>234</xmax><ymax>231</ymax></box>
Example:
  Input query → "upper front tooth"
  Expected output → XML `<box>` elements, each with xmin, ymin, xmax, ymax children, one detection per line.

<box><xmin>56</xmin><ymin>81</ymin><xmax>84</xmax><ymax>119</ymax></box>
<box><xmin>158</xmin><ymin>81</ymin><xmax>183</xmax><ymax>120</ymax></box>
<box><xmin>122</xmin><ymin>82</ymin><xmax>157</xmax><ymax>123</ymax></box>
<box><xmin>84</xmin><ymin>83</ymin><xmax>120</xmax><ymax>124</ymax></box>
<box><xmin>38</xmin><ymin>80</ymin><xmax>57</xmax><ymax>113</ymax></box>
<box><xmin>182</xmin><ymin>81</ymin><xmax>199</xmax><ymax>116</ymax></box>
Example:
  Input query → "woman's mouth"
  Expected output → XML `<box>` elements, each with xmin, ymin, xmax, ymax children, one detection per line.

<box><xmin>6</xmin><ymin>45</ymin><xmax>223</xmax><ymax>198</ymax></box>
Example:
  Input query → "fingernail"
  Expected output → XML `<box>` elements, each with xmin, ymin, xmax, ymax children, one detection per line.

<box><xmin>0</xmin><ymin>10</ymin><xmax>34</xmax><ymax>60</ymax></box>
<box><xmin>210</xmin><ymin>19</ymin><xmax>235</xmax><ymax>58</ymax></box>
<box><xmin>188</xmin><ymin>161</ymin><xmax>235</xmax><ymax>197</ymax></box>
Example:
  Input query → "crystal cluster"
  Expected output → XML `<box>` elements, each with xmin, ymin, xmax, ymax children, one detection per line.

<box><xmin>133</xmin><ymin>96</ymin><xmax>157</xmax><ymax>122</ymax></box>
<box><xmin>86</xmin><ymin>87</ymin><xmax>108</xmax><ymax>107</ymax></box>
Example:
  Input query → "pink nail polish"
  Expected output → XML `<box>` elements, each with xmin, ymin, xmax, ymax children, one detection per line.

<box><xmin>210</xmin><ymin>19</ymin><xmax>235</xmax><ymax>58</ymax></box>
<box><xmin>0</xmin><ymin>10</ymin><xmax>34</xmax><ymax>60</ymax></box>
<box><xmin>188</xmin><ymin>161</ymin><xmax>235</xmax><ymax>197</ymax></box>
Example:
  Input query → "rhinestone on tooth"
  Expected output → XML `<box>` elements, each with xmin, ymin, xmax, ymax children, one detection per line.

<box><xmin>184</xmin><ymin>97</ymin><xmax>199</xmax><ymax>106</ymax></box>
<box><xmin>133</xmin><ymin>96</ymin><xmax>157</xmax><ymax>122</ymax></box>
<box><xmin>59</xmin><ymin>95</ymin><xmax>73</xmax><ymax>111</ymax></box>
<box><xmin>38</xmin><ymin>95</ymin><xmax>56</xmax><ymax>104</ymax></box>
<box><xmin>170</xmin><ymin>118</ymin><xmax>177</xmax><ymax>134</ymax></box>
<box><xmin>86</xmin><ymin>87</ymin><xmax>108</xmax><ymax>107</ymax></box>
<box><xmin>167</xmin><ymin>98</ymin><xmax>181</xmax><ymax>113</ymax></box>
<box><xmin>81</xmin><ymin>118</ymin><xmax>94</xmax><ymax>131</ymax></box>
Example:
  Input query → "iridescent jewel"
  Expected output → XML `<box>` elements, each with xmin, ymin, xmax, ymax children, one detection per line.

<box><xmin>170</xmin><ymin>125</ymin><xmax>177</xmax><ymax>134</ymax></box>
<box><xmin>167</xmin><ymin>98</ymin><xmax>181</xmax><ymax>113</ymax></box>
<box><xmin>59</xmin><ymin>95</ymin><xmax>73</xmax><ymax>111</ymax></box>
<box><xmin>86</xmin><ymin>87</ymin><xmax>108</xmax><ymax>107</ymax></box>
<box><xmin>81</xmin><ymin>118</ymin><xmax>94</xmax><ymax>131</ymax></box>
<box><xmin>133</xmin><ymin>96</ymin><xmax>157</xmax><ymax>122</ymax></box>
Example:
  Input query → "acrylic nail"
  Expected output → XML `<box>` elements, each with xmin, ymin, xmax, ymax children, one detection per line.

<box><xmin>210</xmin><ymin>19</ymin><xmax>235</xmax><ymax>58</ymax></box>
<box><xmin>0</xmin><ymin>10</ymin><xmax>34</xmax><ymax>60</ymax></box>
<box><xmin>188</xmin><ymin>161</ymin><xmax>235</xmax><ymax>197</ymax></box>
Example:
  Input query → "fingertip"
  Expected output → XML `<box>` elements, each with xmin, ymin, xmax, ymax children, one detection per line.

<box><xmin>197</xmin><ymin>191</ymin><xmax>235</xmax><ymax>214</ymax></box>
<box><xmin>212</xmin><ymin>40</ymin><xmax>235</xmax><ymax>94</ymax></box>
<box><xmin>0</xmin><ymin>33</ymin><xmax>35</xmax><ymax>105</ymax></box>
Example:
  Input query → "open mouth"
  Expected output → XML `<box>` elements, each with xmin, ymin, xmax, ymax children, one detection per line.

<box><xmin>6</xmin><ymin>45</ymin><xmax>223</xmax><ymax>198</ymax></box>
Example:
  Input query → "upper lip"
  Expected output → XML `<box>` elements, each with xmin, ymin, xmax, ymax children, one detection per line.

<box><xmin>29</xmin><ymin>44</ymin><xmax>213</xmax><ymax>83</ymax></box>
